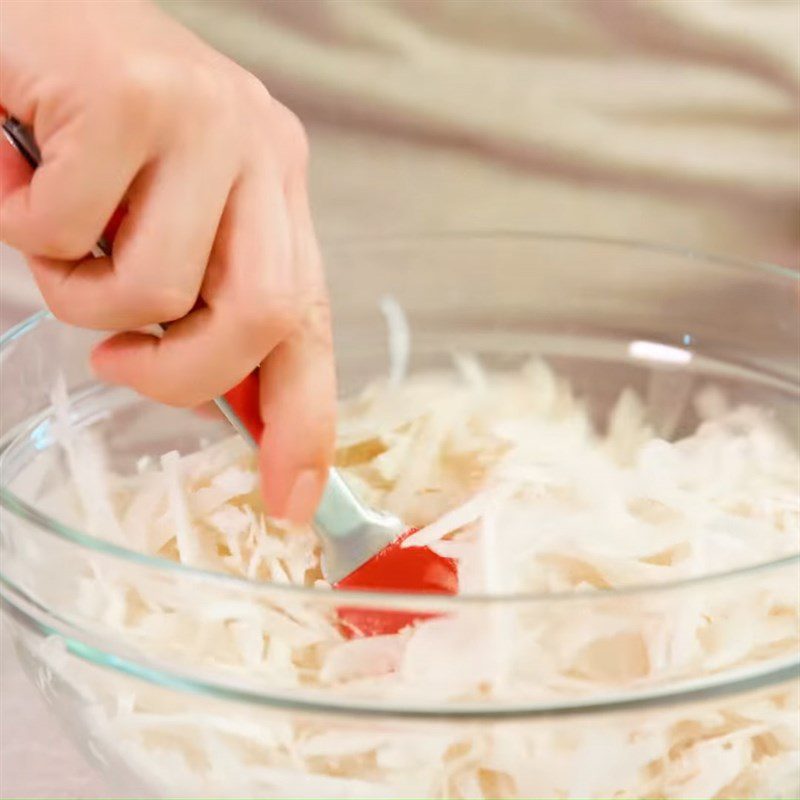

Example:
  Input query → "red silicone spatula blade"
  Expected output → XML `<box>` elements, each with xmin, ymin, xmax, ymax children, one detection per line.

<box><xmin>334</xmin><ymin>529</ymin><xmax>458</xmax><ymax>637</ymax></box>
<box><xmin>224</xmin><ymin>375</ymin><xmax>459</xmax><ymax>638</ymax></box>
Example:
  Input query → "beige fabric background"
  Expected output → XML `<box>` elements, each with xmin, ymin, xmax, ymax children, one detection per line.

<box><xmin>1</xmin><ymin>1</ymin><xmax>798</xmax><ymax>797</ymax></box>
<box><xmin>2</xmin><ymin>0</ymin><xmax>798</xmax><ymax>322</ymax></box>
<box><xmin>164</xmin><ymin>0</ymin><xmax>800</xmax><ymax>269</ymax></box>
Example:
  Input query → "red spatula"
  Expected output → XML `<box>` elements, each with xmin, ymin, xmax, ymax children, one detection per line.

<box><xmin>226</xmin><ymin>372</ymin><xmax>458</xmax><ymax>636</ymax></box>
<box><xmin>2</xmin><ymin>114</ymin><xmax>458</xmax><ymax>637</ymax></box>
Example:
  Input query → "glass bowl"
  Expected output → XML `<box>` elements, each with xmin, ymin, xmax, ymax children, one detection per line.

<box><xmin>1</xmin><ymin>234</ymin><xmax>798</xmax><ymax>799</ymax></box>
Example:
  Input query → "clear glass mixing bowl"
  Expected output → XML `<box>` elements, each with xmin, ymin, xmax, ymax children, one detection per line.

<box><xmin>1</xmin><ymin>234</ymin><xmax>798</xmax><ymax>799</ymax></box>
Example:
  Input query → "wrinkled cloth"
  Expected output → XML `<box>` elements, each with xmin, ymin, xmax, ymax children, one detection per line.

<box><xmin>161</xmin><ymin>0</ymin><xmax>799</xmax><ymax>268</ymax></box>
<box><xmin>3</xmin><ymin>0</ymin><xmax>798</xmax><ymax>328</ymax></box>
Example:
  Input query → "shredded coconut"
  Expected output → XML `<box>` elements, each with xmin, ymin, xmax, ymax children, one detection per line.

<box><xmin>380</xmin><ymin>294</ymin><xmax>410</xmax><ymax>387</ymax></box>
<box><xmin>14</xmin><ymin>351</ymin><xmax>799</xmax><ymax>799</ymax></box>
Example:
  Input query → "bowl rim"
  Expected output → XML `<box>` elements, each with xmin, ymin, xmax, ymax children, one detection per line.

<box><xmin>1</xmin><ymin>232</ymin><xmax>798</xmax><ymax>610</ymax></box>
<box><xmin>5</xmin><ymin>586</ymin><xmax>800</xmax><ymax>720</ymax></box>
<box><xmin>324</xmin><ymin>230</ymin><xmax>799</xmax><ymax>281</ymax></box>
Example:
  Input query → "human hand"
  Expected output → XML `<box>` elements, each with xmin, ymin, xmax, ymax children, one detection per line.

<box><xmin>0</xmin><ymin>0</ymin><xmax>335</xmax><ymax>523</ymax></box>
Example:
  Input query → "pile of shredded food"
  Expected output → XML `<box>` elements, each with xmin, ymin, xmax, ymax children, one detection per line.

<box><xmin>27</xmin><ymin>305</ymin><xmax>800</xmax><ymax>799</ymax></box>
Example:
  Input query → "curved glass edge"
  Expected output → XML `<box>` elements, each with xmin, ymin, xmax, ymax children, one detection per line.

<box><xmin>2</xmin><ymin>475</ymin><xmax>799</xmax><ymax>607</ymax></box>
<box><xmin>4</xmin><ymin>583</ymin><xmax>798</xmax><ymax>721</ymax></box>
<box><xmin>0</xmin><ymin>235</ymin><xmax>798</xmax><ymax>607</ymax></box>
<box><xmin>0</xmin><ymin>307</ymin><xmax>49</xmax><ymax>344</ymax></box>
<box><xmin>319</xmin><ymin>230</ymin><xmax>799</xmax><ymax>283</ymax></box>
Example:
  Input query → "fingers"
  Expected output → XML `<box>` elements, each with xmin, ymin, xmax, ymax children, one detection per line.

<box><xmin>257</xmin><ymin>304</ymin><xmax>336</xmax><ymax>523</ymax></box>
<box><xmin>258</xmin><ymin>182</ymin><xmax>336</xmax><ymax>523</ymax></box>
<box><xmin>91</xmin><ymin>168</ymin><xmax>296</xmax><ymax>406</ymax></box>
<box><xmin>77</xmin><ymin>95</ymin><xmax>334</xmax><ymax>528</ymax></box>
<box><xmin>28</xmin><ymin>150</ymin><xmax>232</xmax><ymax>330</ymax></box>
<box><xmin>0</xmin><ymin>113</ymin><xmax>143</xmax><ymax>260</ymax></box>
<box><xmin>89</xmin><ymin>306</ymin><xmax>266</xmax><ymax>407</ymax></box>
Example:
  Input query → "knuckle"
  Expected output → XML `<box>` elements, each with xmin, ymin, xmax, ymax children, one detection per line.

<box><xmin>109</xmin><ymin>57</ymin><xmax>227</xmax><ymax>137</ymax></box>
<box><xmin>123</xmin><ymin>280</ymin><xmax>196</xmax><ymax>323</ymax></box>
<box><xmin>114</xmin><ymin>61</ymin><xmax>157</xmax><ymax>114</ymax></box>
<box><xmin>147</xmin><ymin>286</ymin><xmax>197</xmax><ymax>322</ymax></box>
<box><xmin>279</xmin><ymin>106</ymin><xmax>310</xmax><ymax>168</ymax></box>
<box><xmin>187</xmin><ymin>64</ymin><xmax>231</xmax><ymax>119</ymax></box>
<box><xmin>265</xmin><ymin>293</ymin><xmax>302</xmax><ymax>338</ymax></box>
<box><xmin>36</xmin><ymin>226</ymin><xmax>95</xmax><ymax>261</ymax></box>
<box><xmin>103</xmin><ymin>59</ymin><xmax>166</xmax><ymax>136</ymax></box>
<box><xmin>305</xmin><ymin>296</ymin><xmax>333</xmax><ymax>347</ymax></box>
<box><xmin>240</xmin><ymin>290</ymin><xmax>300</xmax><ymax>341</ymax></box>
<box><xmin>239</xmin><ymin>70</ymin><xmax>273</xmax><ymax>111</ymax></box>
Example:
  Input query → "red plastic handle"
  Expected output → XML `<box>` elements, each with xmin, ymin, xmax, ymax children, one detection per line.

<box><xmin>223</xmin><ymin>371</ymin><xmax>264</xmax><ymax>443</ymax></box>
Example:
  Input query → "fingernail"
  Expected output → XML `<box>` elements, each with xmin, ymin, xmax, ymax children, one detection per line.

<box><xmin>282</xmin><ymin>469</ymin><xmax>325</xmax><ymax>524</ymax></box>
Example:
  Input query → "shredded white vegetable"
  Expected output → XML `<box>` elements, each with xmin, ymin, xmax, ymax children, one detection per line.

<box><xmin>380</xmin><ymin>294</ymin><xmax>410</xmax><ymax>387</ymax></box>
<box><xmin>22</xmin><ymin>346</ymin><xmax>800</xmax><ymax>799</ymax></box>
